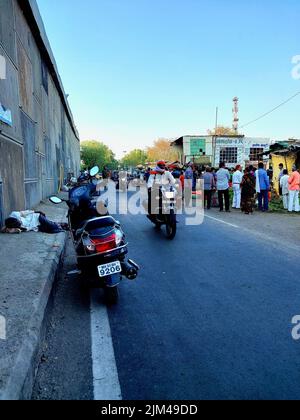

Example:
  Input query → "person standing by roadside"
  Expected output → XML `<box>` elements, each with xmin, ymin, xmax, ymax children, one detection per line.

<box><xmin>232</xmin><ymin>165</ymin><xmax>243</xmax><ymax>209</ymax></box>
<box><xmin>288</xmin><ymin>166</ymin><xmax>300</xmax><ymax>213</ymax></box>
<box><xmin>280</xmin><ymin>169</ymin><xmax>290</xmax><ymax>210</ymax></box>
<box><xmin>241</xmin><ymin>167</ymin><xmax>256</xmax><ymax>214</ymax></box>
<box><xmin>216</xmin><ymin>162</ymin><xmax>230</xmax><ymax>212</ymax></box>
<box><xmin>278</xmin><ymin>163</ymin><xmax>284</xmax><ymax>196</ymax></box>
<box><xmin>202</xmin><ymin>167</ymin><xmax>215</xmax><ymax>210</ymax></box>
<box><xmin>256</xmin><ymin>162</ymin><xmax>270</xmax><ymax>212</ymax></box>
<box><xmin>184</xmin><ymin>163</ymin><xmax>194</xmax><ymax>207</ymax></box>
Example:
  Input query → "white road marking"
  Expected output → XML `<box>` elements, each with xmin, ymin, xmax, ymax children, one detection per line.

<box><xmin>204</xmin><ymin>214</ymin><xmax>239</xmax><ymax>229</ymax></box>
<box><xmin>90</xmin><ymin>290</ymin><xmax>122</xmax><ymax>400</ymax></box>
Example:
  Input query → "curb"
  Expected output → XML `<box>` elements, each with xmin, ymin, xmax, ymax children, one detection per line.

<box><xmin>0</xmin><ymin>232</ymin><xmax>67</xmax><ymax>400</ymax></box>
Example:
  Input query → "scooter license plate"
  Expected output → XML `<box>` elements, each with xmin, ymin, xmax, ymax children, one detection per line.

<box><xmin>98</xmin><ymin>261</ymin><xmax>122</xmax><ymax>278</ymax></box>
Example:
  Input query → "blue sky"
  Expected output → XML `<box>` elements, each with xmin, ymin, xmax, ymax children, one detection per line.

<box><xmin>37</xmin><ymin>0</ymin><xmax>300</xmax><ymax>157</ymax></box>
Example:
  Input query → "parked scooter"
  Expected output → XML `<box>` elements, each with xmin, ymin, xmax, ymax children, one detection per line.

<box><xmin>147</xmin><ymin>185</ymin><xmax>177</xmax><ymax>240</ymax></box>
<box><xmin>50</xmin><ymin>166</ymin><xmax>139</xmax><ymax>304</ymax></box>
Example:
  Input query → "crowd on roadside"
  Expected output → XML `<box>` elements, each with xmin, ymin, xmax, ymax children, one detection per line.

<box><xmin>166</xmin><ymin>161</ymin><xmax>300</xmax><ymax>215</ymax></box>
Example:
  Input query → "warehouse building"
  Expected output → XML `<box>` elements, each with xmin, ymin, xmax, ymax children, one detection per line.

<box><xmin>0</xmin><ymin>0</ymin><xmax>80</xmax><ymax>226</ymax></box>
<box><xmin>171</xmin><ymin>135</ymin><xmax>271</xmax><ymax>168</ymax></box>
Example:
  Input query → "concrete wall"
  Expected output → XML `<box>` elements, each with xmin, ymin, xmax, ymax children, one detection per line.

<box><xmin>0</xmin><ymin>0</ymin><xmax>80</xmax><ymax>223</ymax></box>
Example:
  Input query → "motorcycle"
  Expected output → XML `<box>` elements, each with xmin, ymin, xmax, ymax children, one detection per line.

<box><xmin>116</xmin><ymin>171</ymin><xmax>128</xmax><ymax>192</ymax></box>
<box><xmin>50</xmin><ymin>166</ymin><xmax>139</xmax><ymax>304</ymax></box>
<box><xmin>147</xmin><ymin>185</ymin><xmax>177</xmax><ymax>240</ymax></box>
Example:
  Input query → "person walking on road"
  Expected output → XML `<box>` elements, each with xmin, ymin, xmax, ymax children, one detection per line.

<box><xmin>280</xmin><ymin>169</ymin><xmax>290</xmax><ymax>210</ymax></box>
<box><xmin>241</xmin><ymin>167</ymin><xmax>256</xmax><ymax>214</ymax></box>
<box><xmin>232</xmin><ymin>165</ymin><xmax>243</xmax><ymax>209</ymax></box>
<box><xmin>288</xmin><ymin>166</ymin><xmax>300</xmax><ymax>213</ymax></box>
<box><xmin>216</xmin><ymin>162</ymin><xmax>230</xmax><ymax>212</ymax></box>
<box><xmin>256</xmin><ymin>163</ymin><xmax>270</xmax><ymax>212</ymax></box>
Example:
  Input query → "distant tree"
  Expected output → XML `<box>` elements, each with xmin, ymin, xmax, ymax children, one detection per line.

<box><xmin>81</xmin><ymin>140</ymin><xmax>116</xmax><ymax>171</ymax></box>
<box><xmin>147</xmin><ymin>138</ymin><xmax>179</xmax><ymax>163</ymax></box>
<box><xmin>121</xmin><ymin>149</ymin><xmax>148</xmax><ymax>169</ymax></box>
<box><xmin>208</xmin><ymin>126</ymin><xmax>239</xmax><ymax>136</ymax></box>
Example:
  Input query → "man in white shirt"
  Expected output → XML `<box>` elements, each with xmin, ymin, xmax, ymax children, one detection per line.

<box><xmin>216</xmin><ymin>162</ymin><xmax>230</xmax><ymax>212</ymax></box>
<box><xmin>5</xmin><ymin>210</ymin><xmax>64</xmax><ymax>234</ymax></box>
<box><xmin>280</xmin><ymin>169</ymin><xmax>290</xmax><ymax>210</ymax></box>
<box><xmin>147</xmin><ymin>161</ymin><xmax>176</xmax><ymax>217</ymax></box>
<box><xmin>232</xmin><ymin>165</ymin><xmax>243</xmax><ymax>209</ymax></box>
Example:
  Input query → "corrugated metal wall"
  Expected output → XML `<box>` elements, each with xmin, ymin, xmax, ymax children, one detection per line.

<box><xmin>0</xmin><ymin>0</ymin><xmax>80</xmax><ymax>224</ymax></box>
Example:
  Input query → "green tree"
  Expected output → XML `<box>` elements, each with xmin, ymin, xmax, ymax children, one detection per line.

<box><xmin>121</xmin><ymin>149</ymin><xmax>148</xmax><ymax>169</ymax></box>
<box><xmin>81</xmin><ymin>140</ymin><xmax>117</xmax><ymax>171</ymax></box>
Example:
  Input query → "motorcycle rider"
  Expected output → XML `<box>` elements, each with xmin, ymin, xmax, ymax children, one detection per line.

<box><xmin>147</xmin><ymin>160</ymin><xmax>176</xmax><ymax>220</ymax></box>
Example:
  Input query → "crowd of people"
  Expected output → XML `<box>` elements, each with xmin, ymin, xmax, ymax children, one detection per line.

<box><xmin>165</xmin><ymin>161</ymin><xmax>300</xmax><ymax>215</ymax></box>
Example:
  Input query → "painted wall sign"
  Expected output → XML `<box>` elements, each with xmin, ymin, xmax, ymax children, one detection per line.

<box><xmin>190</xmin><ymin>138</ymin><xmax>206</xmax><ymax>156</ymax></box>
<box><xmin>0</xmin><ymin>102</ymin><xmax>12</xmax><ymax>126</ymax></box>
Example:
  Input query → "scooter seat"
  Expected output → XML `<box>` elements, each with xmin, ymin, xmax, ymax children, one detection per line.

<box><xmin>75</xmin><ymin>216</ymin><xmax>117</xmax><ymax>238</ymax></box>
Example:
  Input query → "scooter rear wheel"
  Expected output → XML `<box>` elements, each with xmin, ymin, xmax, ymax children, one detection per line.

<box><xmin>105</xmin><ymin>286</ymin><xmax>119</xmax><ymax>305</ymax></box>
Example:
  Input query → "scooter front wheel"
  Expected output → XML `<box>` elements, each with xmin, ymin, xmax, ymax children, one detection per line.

<box><xmin>166</xmin><ymin>211</ymin><xmax>177</xmax><ymax>240</ymax></box>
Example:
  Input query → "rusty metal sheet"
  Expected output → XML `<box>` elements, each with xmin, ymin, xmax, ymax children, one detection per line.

<box><xmin>0</xmin><ymin>45</ymin><xmax>22</xmax><ymax>141</ymax></box>
<box><xmin>44</xmin><ymin>135</ymin><xmax>53</xmax><ymax>178</ymax></box>
<box><xmin>41</xmin><ymin>58</ymin><xmax>48</xmax><ymax>94</ymax></box>
<box><xmin>0</xmin><ymin>135</ymin><xmax>25</xmax><ymax>217</ymax></box>
<box><xmin>33</xmin><ymin>96</ymin><xmax>44</xmax><ymax>153</ymax></box>
<box><xmin>13</xmin><ymin>0</ymin><xmax>32</xmax><ymax>58</ymax></box>
<box><xmin>30</xmin><ymin>36</ymin><xmax>42</xmax><ymax>103</ymax></box>
<box><xmin>20</xmin><ymin>110</ymin><xmax>37</xmax><ymax>179</ymax></box>
<box><xmin>0</xmin><ymin>0</ymin><xmax>17</xmax><ymax>65</ymax></box>
<box><xmin>17</xmin><ymin>39</ymin><xmax>33</xmax><ymax>119</ymax></box>
<box><xmin>25</xmin><ymin>181</ymin><xmax>39</xmax><ymax>209</ymax></box>
<box><xmin>0</xmin><ymin>179</ymin><xmax>3</xmax><ymax>227</ymax></box>
<box><xmin>41</xmin><ymin>85</ymin><xmax>50</xmax><ymax>137</ymax></box>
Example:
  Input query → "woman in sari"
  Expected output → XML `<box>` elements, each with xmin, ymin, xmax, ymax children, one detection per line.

<box><xmin>241</xmin><ymin>167</ymin><xmax>256</xmax><ymax>214</ymax></box>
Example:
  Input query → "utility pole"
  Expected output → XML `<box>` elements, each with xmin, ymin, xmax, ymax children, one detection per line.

<box><xmin>233</xmin><ymin>97</ymin><xmax>239</xmax><ymax>134</ymax></box>
<box><xmin>215</xmin><ymin>106</ymin><xmax>219</xmax><ymax>133</ymax></box>
<box><xmin>213</xmin><ymin>107</ymin><xmax>219</xmax><ymax>168</ymax></box>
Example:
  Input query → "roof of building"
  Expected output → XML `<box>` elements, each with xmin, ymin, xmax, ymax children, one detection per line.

<box><xmin>20</xmin><ymin>0</ymin><xmax>79</xmax><ymax>140</ymax></box>
<box><xmin>264</xmin><ymin>140</ymin><xmax>300</xmax><ymax>156</ymax></box>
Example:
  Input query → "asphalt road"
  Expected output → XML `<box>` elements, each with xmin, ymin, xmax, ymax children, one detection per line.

<box><xmin>33</xmin><ymin>207</ymin><xmax>300</xmax><ymax>400</ymax></box>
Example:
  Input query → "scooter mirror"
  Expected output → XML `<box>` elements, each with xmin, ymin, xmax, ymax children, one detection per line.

<box><xmin>90</xmin><ymin>166</ymin><xmax>100</xmax><ymax>177</ymax></box>
<box><xmin>49</xmin><ymin>196</ymin><xmax>63</xmax><ymax>204</ymax></box>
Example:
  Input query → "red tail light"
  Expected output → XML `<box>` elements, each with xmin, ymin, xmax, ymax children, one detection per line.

<box><xmin>91</xmin><ymin>234</ymin><xmax>117</xmax><ymax>253</ymax></box>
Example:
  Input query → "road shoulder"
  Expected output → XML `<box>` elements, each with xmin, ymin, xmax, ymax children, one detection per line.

<box><xmin>0</xmin><ymin>201</ymin><xmax>67</xmax><ymax>400</ymax></box>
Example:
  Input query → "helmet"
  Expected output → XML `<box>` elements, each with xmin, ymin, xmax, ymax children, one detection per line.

<box><xmin>157</xmin><ymin>160</ymin><xmax>166</xmax><ymax>170</ymax></box>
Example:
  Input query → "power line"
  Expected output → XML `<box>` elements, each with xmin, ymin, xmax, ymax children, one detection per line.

<box><xmin>240</xmin><ymin>91</ymin><xmax>300</xmax><ymax>130</ymax></box>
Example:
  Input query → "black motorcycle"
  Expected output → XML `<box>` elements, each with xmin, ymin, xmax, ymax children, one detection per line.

<box><xmin>50</xmin><ymin>167</ymin><xmax>139</xmax><ymax>304</ymax></box>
